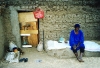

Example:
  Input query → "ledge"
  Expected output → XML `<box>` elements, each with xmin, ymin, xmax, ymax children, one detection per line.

<box><xmin>22</xmin><ymin>45</ymin><xmax>32</xmax><ymax>48</ymax></box>
<box><xmin>20</xmin><ymin>30</ymin><xmax>38</xmax><ymax>34</ymax></box>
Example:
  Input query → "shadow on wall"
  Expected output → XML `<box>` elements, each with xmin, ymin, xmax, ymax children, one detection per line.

<box><xmin>0</xmin><ymin>17</ymin><xmax>5</xmax><ymax>59</ymax></box>
<box><xmin>94</xmin><ymin>0</ymin><xmax>100</xmax><ymax>7</ymax></box>
<box><xmin>89</xmin><ymin>0</ymin><xmax>100</xmax><ymax>7</ymax></box>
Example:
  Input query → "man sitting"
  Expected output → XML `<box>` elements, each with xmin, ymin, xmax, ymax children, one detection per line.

<box><xmin>69</xmin><ymin>24</ymin><xmax>85</xmax><ymax>62</ymax></box>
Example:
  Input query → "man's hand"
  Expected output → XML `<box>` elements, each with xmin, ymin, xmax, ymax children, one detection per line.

<box><xmin>76</xmin><ymin>42</ymin><xmax>81</xmax><ymax>48</ymax></box>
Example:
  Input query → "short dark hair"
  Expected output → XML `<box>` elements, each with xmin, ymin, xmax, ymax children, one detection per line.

<box><xmin>74</xmin><ymin>24</ymin><xmax>80</xmax><ymax>28</ymax></box>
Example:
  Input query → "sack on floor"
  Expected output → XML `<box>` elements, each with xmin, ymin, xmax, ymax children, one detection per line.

<box><xmin>9</xmin><ymin>41</ymin><xmax>17</xmax><ymax>51</ymax></box>
<box><xmin>37</xmin><ymin>41</ymin><xmax>43</xmax><ymax>51</ymax></box>
<box><xmin>5</xmin><ymin>51</ymin><xmax>20</xmax><ymax>63</ymax></box>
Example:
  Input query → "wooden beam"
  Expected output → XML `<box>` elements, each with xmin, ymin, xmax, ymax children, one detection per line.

<box><xmin>20</xmin><ymin>30</ymin><xmax>38</xmax><ymax>34</ymax></box>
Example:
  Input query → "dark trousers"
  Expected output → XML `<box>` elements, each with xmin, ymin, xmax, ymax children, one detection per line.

<box><xmin>72</xmin><ymin>47</ymin><xmax>85</xmax><ymax>53</ymax></box>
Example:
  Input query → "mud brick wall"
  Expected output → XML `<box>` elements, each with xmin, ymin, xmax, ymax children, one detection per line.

<box><xmin>0</xmin><ymin>0</ymin><xmax>100</xmax><ymax>50</ymax></box>
<box><xmin>0</xmin><ymin>0</ymin><xmax>100</xmax><ymax>59</ymax></box>
<box><xmin>2</xmin><ymin>7</ymin><xmax>21</xmax><ymax>48</ymax></box>
<box><xmin>2</xmin><ymin>8</ymin><xmax>16</xmax><ymax>48</ymax></box>
<box><xmin>38</xmin><ymin>0</ymin><xmax>100</xmax><ymax>41</ymax></box>
<box><xmin>40</xmin><ymin>6</ymin><xmax>100</xmax><ymax>40</ymax></box>
<box><xmin>4</xmin><ymin>0</ymin><xmax>100</xmax><ymax>42</ymax></box>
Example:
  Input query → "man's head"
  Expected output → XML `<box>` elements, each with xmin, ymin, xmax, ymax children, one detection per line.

<box><xmin>74</xmin><ymin>24</ymin><xmax>80</xmax><ymax>31</ymax></box>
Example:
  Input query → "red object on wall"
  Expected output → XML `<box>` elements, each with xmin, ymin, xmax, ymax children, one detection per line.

<box><xmin>33</xmin><ymin>8</ymin><xmax>44</xmax><ymax>19</ymax></box>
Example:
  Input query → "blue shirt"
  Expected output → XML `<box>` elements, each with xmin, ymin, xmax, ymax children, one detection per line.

<box><xmin>69</xmin><ymin>30</ymin><xmax>85</xmax><ymax>50</ymax></box>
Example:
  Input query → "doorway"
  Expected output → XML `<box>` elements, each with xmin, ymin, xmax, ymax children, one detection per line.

<box><xmin>18</xmin><ymin>11</ymin><xmax>39</xmax><ymax>47</ymax></box>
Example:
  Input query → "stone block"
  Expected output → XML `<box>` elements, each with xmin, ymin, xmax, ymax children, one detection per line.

<box><xmin>47</xmin><ymin>48</ymin><xmax>75</xmax><ymax>58</ymax></box>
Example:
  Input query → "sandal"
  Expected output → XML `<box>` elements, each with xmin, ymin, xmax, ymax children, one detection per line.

<box><xmin>78</xmin><ymin>58</ymin><xmax>84</xmax><ymax>62</ymax></box>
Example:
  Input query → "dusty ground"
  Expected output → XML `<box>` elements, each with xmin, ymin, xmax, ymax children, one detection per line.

<box><xmin>0</xmin><ymin>47</ymin><xmax>100</xmax><ymax>68</ymax></box>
